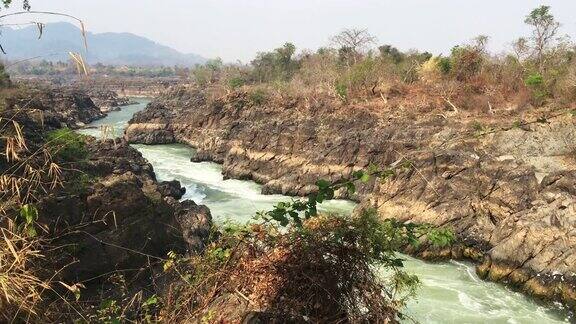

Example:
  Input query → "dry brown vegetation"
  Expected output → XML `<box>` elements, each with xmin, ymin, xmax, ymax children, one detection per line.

<box><xmin>191</xmin><ymin>6</ymin><xmax>575</xmax><ymax>119</ymax></box>
<box><xmin>161</xmin><ymin>212</ymin><xmax>423</xmax><ymax>323</ymax></box>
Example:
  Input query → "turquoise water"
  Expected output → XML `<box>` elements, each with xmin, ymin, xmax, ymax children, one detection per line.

<box><xmin>80</xmin><ymin>98</ymin><xmax>570</xmax><ymax>323</ymax></box>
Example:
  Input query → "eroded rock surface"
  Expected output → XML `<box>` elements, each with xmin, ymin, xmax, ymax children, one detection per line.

<box><xmin>126</xmin><ymin>85</ymin><xmax>576</xmax><ymax>307</ymax></box>
<box><xmin>88</xmin><ymin>89</ymin><xmax>137</xmax><ymax>112</ymax></box>
<box><xmin>5</xmin><ymin>86</ymin><xmax>105</xmax><ymax>128</ymax></box>
<box><xmin>1</xmin><ymin>87</ymin><xmax>213</xmax><ymax>295</ymax></box>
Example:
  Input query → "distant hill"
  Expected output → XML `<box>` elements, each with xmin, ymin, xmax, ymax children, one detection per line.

<box><xmin>0</xmin><ymin>22</ymin><xmax>207</xmax><ymax>66</ymax></box>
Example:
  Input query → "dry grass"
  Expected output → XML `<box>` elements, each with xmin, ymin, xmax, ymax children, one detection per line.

<box><xmin>162</xmin><ymin>213</ymin><xmax>418</xmax><ymax>323</ymax></box>
<box><xmin>0</xmin><ymin>228</ymin><xmax>47</xmax><ymax>322</ymax></box>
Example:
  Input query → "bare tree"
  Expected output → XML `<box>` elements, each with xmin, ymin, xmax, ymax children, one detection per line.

<box><xmin>524</xmin><ymin>5</ymin><xmax>560</xmax><ymax>72</ymax></box>
<box><xmin>512</xmin><ymin>37</ymin><xmax>530</xmax><ymax>63</ymax></box>
<box><xmin>330</xmin><ymin>28</ymin><xmax>376</xmax><ymax>64</ymax></box>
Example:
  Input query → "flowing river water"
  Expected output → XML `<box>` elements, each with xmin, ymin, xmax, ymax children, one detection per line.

<box><xmin>79</xmin><ymin>98</ymin><xmax>569</xmax><ymax>323</ymax></box>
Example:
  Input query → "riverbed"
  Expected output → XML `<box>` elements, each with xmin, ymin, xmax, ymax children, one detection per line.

<box><xmin>79</xmin><ymin>98</ymin><xmax>569</xmax><ymax>323</ymax></box>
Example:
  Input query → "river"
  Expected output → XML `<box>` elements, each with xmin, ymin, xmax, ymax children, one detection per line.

<box><xmin>79</xmin><ymin>98</ymin><xmax>569</xmax><ymax>323</ymax></box>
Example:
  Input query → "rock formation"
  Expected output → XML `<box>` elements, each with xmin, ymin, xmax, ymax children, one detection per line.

<box><xmin>88</xmin><ymin>89</ymin><xmax>137</xmax><ymax>112</ymax></box>
<box><xmin>4</xmin><ymin>86</ymin><xmax>105</xmax><ymax>128</ymax></box>
<box><xmin>0</xmin><ymin>87</ymin><xmax>212</xmax><ymax>311</ymax></box>
<box><xmin>125</xmin><ymin>85</ymin><xmax>576</xmax><ymax>308</ymax></box>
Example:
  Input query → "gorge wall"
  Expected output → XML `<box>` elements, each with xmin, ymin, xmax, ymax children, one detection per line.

<box><xmin>125</xmin><ymin>85</ymin><xmax>576</xmax><ymax>308</ymax></box>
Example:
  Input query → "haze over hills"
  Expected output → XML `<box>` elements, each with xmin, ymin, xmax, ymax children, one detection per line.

<box><xmin>0</xmin><ymin>22</ymin><xmax>207</xmax><ymax>66</ymax></box>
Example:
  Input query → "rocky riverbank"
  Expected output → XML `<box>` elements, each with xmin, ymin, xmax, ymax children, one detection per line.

<box><xmin>0</xmin><ymin>87</ymin><xmax>213</xmax><ymax>321</ymax></box>
<box><xmin>125</xmin><ymin>85</ymin><xmax>576</xmax><ymax>309</ymax></box>
<box><xmin>4</xmin><ymin>85</ymin><xmax>105</xmax><ymax>128</ymax></box>
<box><xmin>88</xmin><ymin>89</ymin><xmax>138</xmax><ymax>112</ymax></box>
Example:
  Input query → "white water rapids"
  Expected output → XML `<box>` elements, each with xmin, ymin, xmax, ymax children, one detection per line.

<box><xmin>79</xmin><ymin>98</ymin><xmax>569</xmax><ymax>323</ymax></box>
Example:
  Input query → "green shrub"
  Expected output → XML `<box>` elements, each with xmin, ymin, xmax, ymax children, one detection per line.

<box><xmin>46</xmin><ymin>128</ymin><xmax>88</xmax><ymax>162</ymax></box>
<box><xmin>228</xmin><ymin>77</ymin><xmax>245</xmax><ymax>89</ymax></box>
<box><xmin>347</xmin><ymin>57</ymin><xmax>378</xmax><ymax>90</ymax></box>
<box><xmin>248</xmin><ymin>89</ymin><xmax>268</xmax><ymax>105</ymax></box>
<box><xmin>525</xmin><ymin>73</ymin><xmax>549</xmax><ymax>105</ymax></box>
<box><xmin>438</xmin><ymin>57</ymin><xmax>452</xmax><ymax>74</ymax></box>
<box><xmin>525</xmin><ymin>73</ymin><xmax>544</xmax><ymax>87</ymax></box>
<box><xmin>335</xmin><ymin>82</ymin><xmax>348</xmax><ymax>100</ymax></box>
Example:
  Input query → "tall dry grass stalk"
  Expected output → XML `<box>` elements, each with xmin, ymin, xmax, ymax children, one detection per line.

<box><xmin>0</xmin><ymin>228</ymin><xmax>47</xmax><ymax>322</ymax></box>
<box><xmin>1</xmin><ymin>117</ymin><xmax>63</xmax><ymax>215</ymax></box>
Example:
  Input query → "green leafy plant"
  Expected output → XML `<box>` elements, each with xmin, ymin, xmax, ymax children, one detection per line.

<box><xmin>259</xmin><ymin>163</ymin><xmax>454</xmax><ymax>246</ymax></box>
<box><xmin>525</xmin><ymin>73</ymin><xmax>544</xmax><ymax>87</ymax></box>
<box><xmin>228</xmin><ymin>76</ymin><xmax>245</xmax><ymax>89</ymax></box>
<box><xmin>335</xmin><ymin>82</ymin><xmax>348</xmax><ymax>100</ymax></box>
<box><xmin>46</xmin><ymin>128</ymin><xmax>88</xmax><ymax>162</ymax></box>
<box><xmin>248</xmin><ymin>88</ymin><xmax>268</xmax><ymax>105</ymax></box>
<box><xmin>141</xmin><ymin>295</ymin><xmax>160</xmax><ymax>323</ymax></box>
<box><xmin>96</xmin><ymin>299</ymin><xmax>122</xmax><ymax>324</ymax></box>
<box><xmin>18</xmin><ymin>204</ymin><xmax>38</xmax><ymax>237</ymax></box>
<box><xmin>437</xmin><ymin>57</ymin><xmax>452</xmax><ymax>75</ymax></box>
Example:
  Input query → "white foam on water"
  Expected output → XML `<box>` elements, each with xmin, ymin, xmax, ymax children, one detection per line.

<box><xmin>81</xmin><ymin>98</ymin><xmax>570</xmax><ymax>324</ymax></box>
<box><xmin>133</xmin><ymin>143</ymin><xmax>356</xmax><ymax>223</ymax></box>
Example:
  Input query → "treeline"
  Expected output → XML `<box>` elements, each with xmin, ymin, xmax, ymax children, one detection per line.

<box><xmin>192</xmin><ymin>5</ymin><xmax>576</xmax><ymax>109</ymax></box>
<box><xmin>6</xmin><ymin>60</ymin><xmax>189</xmax><ymax>78</ymax></box>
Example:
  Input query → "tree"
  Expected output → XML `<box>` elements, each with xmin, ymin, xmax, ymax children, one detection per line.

<box><xmin>449</xmin><ymin>35</ymin><xmax>489</xmax><ymax>81</ymax></box>
<box><xmin>512</xmin><ymin>37</ymin><xmax>530</xmax><ymax>62</ymax></box>
<box><xmin>331</xmin><ymin>28</ymin><xmax>376</xmax><ymax>65</ymax></box>
<box><xmin>378</xmin><ymin>45</ymin><xmax>404</xmax><ymax>64</ymax></box>
<box><xmin>525</xmin><ymin>5</ymin><xmax>560</xmax><ymax>72</ymax></box>
<box><xmin>251</xmin><ymin>42</ymin><xmax>298</xmax><ymax>82</ymax></box>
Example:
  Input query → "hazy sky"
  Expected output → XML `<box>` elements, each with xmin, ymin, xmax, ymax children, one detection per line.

<box><xmin>3</xmin><ymin>0</ymin><xmax>576</xmax><ymax>62</ymax></box>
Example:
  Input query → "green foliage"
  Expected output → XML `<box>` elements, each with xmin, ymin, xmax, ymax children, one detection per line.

<box><xmin>525</xmin><ymin>6</ymin><xmax>556</xmax><ymax>29</ymax></box>
<box><xmin>336</xmin><ymin>56</ymin><xmax>385</xmax><ymax>96</ymax></box>
<box><xmin>258</xmin><ymin>168</ymin><xmax>390</xmax><ymax>227</ymax></box>
<box><xmin>334</xmin><ymin>82</ymin><xmax>348</xmax><ymax>100</ymax></box>
<box><xmin>260</xmin><ymin>164</ymin><xmax>454</xmax><ymax>248</ymax></box>
<box><xmin>425</xmin><ymin>227</ymin><xmax>457</xmax><ymax>247</ymax></box>
<box><xmin>191</xmin><ymin>59</ymin><xmax>223</xmax><ymax>87</ymax></box>
<box><xmin>525</xmin><ymin>73</ymin><xmax>549</xmax><ymax>104</ymax></box>
<box><xmin>471</xmin><ymin>121</ymin><xmax>492</xmax><ymax>136</ymax></box>
<box><xmin>65</xmin><ymin>173</ymin><xmax>95</xmax><ymax>195</ymax></box>
<box><xmin>379</xmin><ymin>45</ymin><xmax>404</xmax><ymax>64</ymax></box>
<box><xmin>525</xmin><ymin>73</ymin><xmax>544</xmax><ymax>87</ymax></box>
<box><xmin>251</xmin><ymin>42</ymin><xmax>299</xmax><ymax>82</ymax></box>
<box><xmin>46</xmin><ymin>128</ymin><xmax>88</xmax><ymax>162</ymax></box>
<box><xmin>472</xmin><ymin>121</ymin><xmax>484</xmax><ymax>132</ymax></box>
<box><xmin>248</xmin><ymin>88</ymin><xmax>268</xmax><ymax>105</ymax></box>
<box><xmin>437</xmin><ymin>57</ymin><xmax>452</xmax><ymax>75</ymax></box>
<box><xmin>141</xmin><ymin>295</ymin><xmax>160</xmax><ymax>323</ymax></box>
<box><xmin>96</xmin><ymin>299</ymin><xmax>121</xmax><ymax>324</ymax></box>
<box><xmin>18</xmin><ymin>204</ymin><xmax>38</xmax><ymax>237</ymax></box>
<box><xmin>227</xmin><ymin>76</ymin><xmax>245</xmax><ymax>89</ymax></box>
